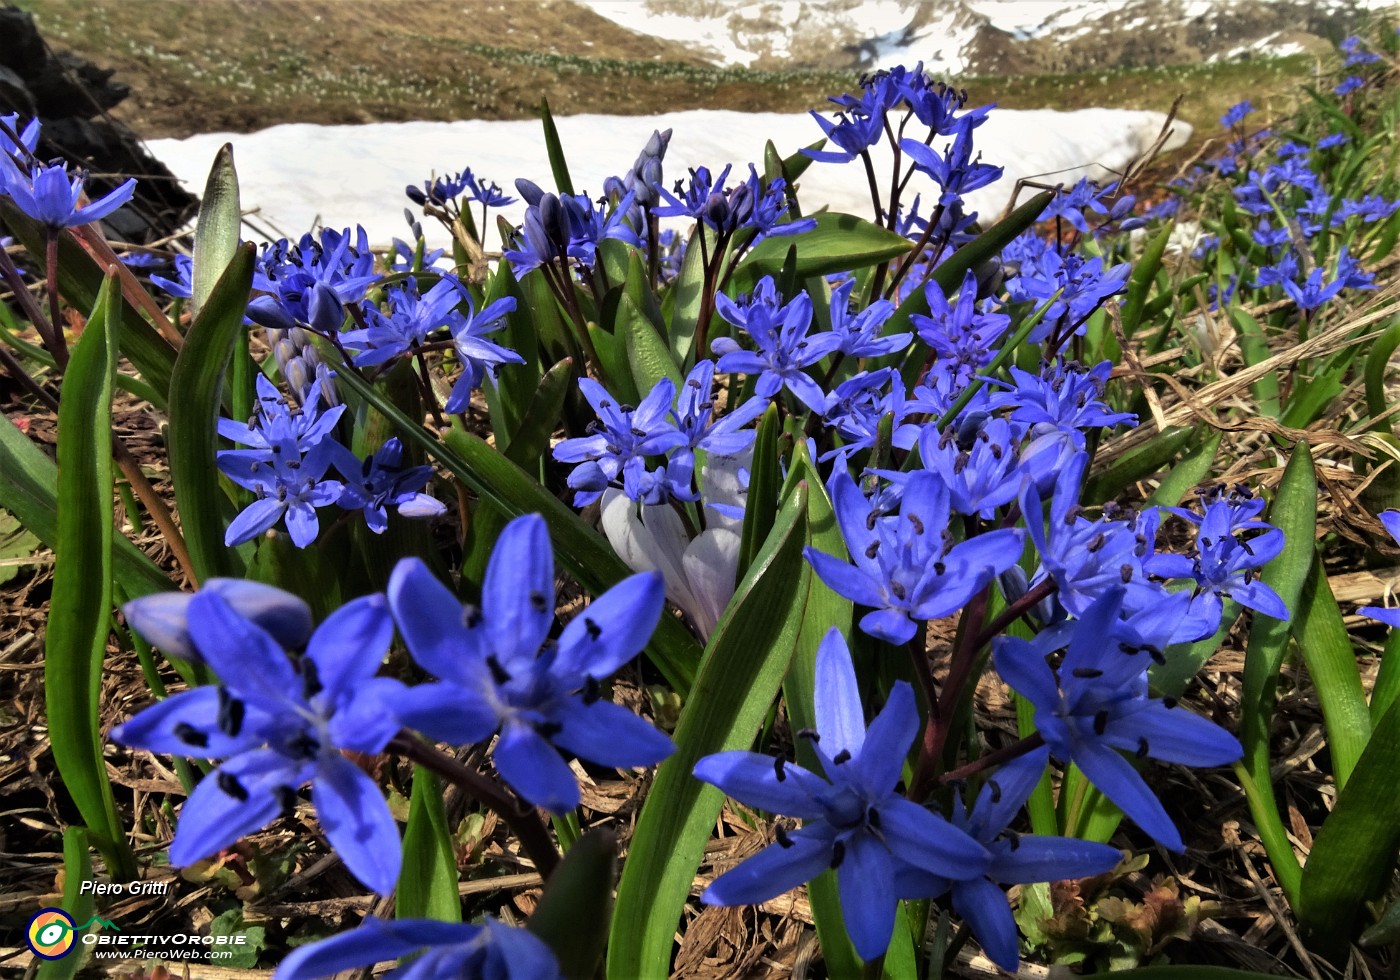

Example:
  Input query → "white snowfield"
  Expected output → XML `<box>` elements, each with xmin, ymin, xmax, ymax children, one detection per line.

<box><xmin>148</xmin><ymin>107</ymin><xmax>1191</xmax><ymax>248</ymax></box>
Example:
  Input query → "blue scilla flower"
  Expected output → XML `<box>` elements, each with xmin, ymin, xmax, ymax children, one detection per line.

<box><xmin>804</xmin><ymin>470</ymin><xmax>1024</xmax><ymax>644</ymax></box>
<box><xmin>994</xmin><ymin>587</ymin><xmax>1243</xmax><ymax>851</ymax></box>
<box><xmin>0</xmin><ymin>112</ymin><xmax>40</xmax><ymax>164</ymax></box>
<box><xmin>1039</xmin><ymin>178</ymin><xmax>1133</xmax><ymax>234</ymax></box>
<box><xmin>1317</xmin><ymin>131</ymin><xmax>1351</xmax><ymax>150</ymax></box>
<box><xmin>387</xmin><ymin>515</ymin><xmax>675</xmax><ymax>813</ymax></box>
<box><xmin>219</xmin><ymin>374</ymin><xmax>346</xmax><ymax>460</ymax></box>
<box><xmin>325</xmin><ymin>438</ymin><xmax>446</xmax><ymax>534</ymax></box>
<box><xmin>900</xmin><ymin>122</ymin><xmax>1004</xmax><ymax>208</ymax></box>
<box><xmin>803</xmin><ymin>103</ymin><xmax>887</xmax><ymax>164</ymax></box>
<box><xmin>915</xmin><ymin>415</ymin><xmax>1023</xmax><ymax>519</ymax></box>
<box><xmin>113</xmin><ymin>589</ymin><xmax>406</xmax><ymax>894</ymax></box>
<box><xmin>694</xmin><ymin>629</ymin><xmax>990</xmax><ymax>963</ymax></box>
<box><xmin>246</xmin><ymin>227</ymin><xmax>380</xmax><ymax>336</ymax></box>
<box><xmin>1335</xmin><ymin>75</ymin><xmax>1366</xmax><ymax>96</ymax></box>
<box><xmin>912</xmin><ymin>270</ymin><xmax>1010</xmax><ymax>387</ymax></box>
<box><xmin>893</xmin><ymin>745</ymin><xmax>1122</xmax><ymax>970</ymax></box>
<box><xmin>1148</xmin><ymin>498</ymin><xmax>1288</xmax><ymax>624</ymax></box>
<box><xmin>1360</xmin><ymin>512</ymin><xmax>1400</xmax><ymax>627</ymax></box>
<box><xmin>553</xmin><ymin>377</ymin><xmax>688</xmax><ymax>506</ymax></box>
<box><xmin>818</xmin><ymin>369</ymin><xmax>909</xmax><ymax>463</ymax></box>
<box><xmin>986</xmin><ymin>360</ymin><xmax>1136</xmax><ymax>450</ymax></box>
<box><xmin>713</xmin><ymin>279</ymin><xmax>842</xmax><ymax>413</ymax></box>
<box><xmin>218</xmin><ymin>447</ymin><xmax>344</xmax><ymax>548</ymax></box>
<box><xmin>275</xmin><ymin>916</ymin><xmax>561</xmax><ymax>980</ymax></box>
<box><xmin>1340</xmin><ymin>35</ymin><xmax>1381</xmax><ymax>66</ymax></box>
<box><xmin>1005</xmin><ymin>252</ymin><xmax>1130</xmax><ymax>342</ymax></box>
<box><xmin>150</xmin><ymin>253</ymin><xmax>194</xmax><ymax>299</ymax></box>
<box><xmin>1220</xmin><ymin>100</ymin><xmax>1256</xmax><ymax>128</ymax></box>
<box><xmin>0</xmin><ymin>157</ymin><xmax>136</xmax><ymax>230</ymax></box>
<box><xmin>673</xmin><ymin>358</ymin><xmax>768</xmax><ymax>457</ymax></box>
<box><xmin>1336</xmin><ymin>193</ymin><xmax>1400</xmax><ymax>223</ymax></box>
<box><xmin>121</xmin><ymin>579</ymin><xmax>313</xmax><ymax>665</ymax></box>
<box><xmin>829</xmin><ymin>278</ymin><xmax>907</xmax><ymax>357</ymax></box>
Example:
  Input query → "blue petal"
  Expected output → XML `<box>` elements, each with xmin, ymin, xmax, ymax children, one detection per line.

<box><xmin>225</xmin><ymin>496</ymin><xmax>285</xmax><ymax>546</ymax></box>
<box><xmin>991</xmin><ymin>637</ymin><xmax>1059</xmax><ymax>712</ymax></box>
<box><xmin>387</xmin><ymin>558</ymin><xmax>489</xmax><ymax>688</ymax></box>
<box><xmin>553</xmin><ymin>571</ymin><xmax>665</xmax><ymax>681</ymax></box>
<box><xmin>1060</xmin><ymin>587</ymin><xmax>1127</xmax><ymax>679</ymax></box>
<box><xmin>814</xmin><ymin>629</ymin><xmax>866</xmax><ymax>758</ymax></box>
<box><xmin>986</xmin><ymin>836</ymin><xmax>1122</xmax><ymax>885</ymax></box>
<box><xmin>1382</xmin><ymin>510</ymin><xmax>1400</xmax><ymax>548</ymax></box>
<box><xmin>550</xmin><ymin>697</ymin><xmax>675</xmax><ymax>770</ymax></box>
<box><xmin>314</xmin><ymin>752</ymin><xmax>402</xmax><ymax>895</ymax></box>
<box><xmin>305</xmin><ymin>594</ymin><xmax>393</xmax><ymax>700</ymax></box>
<box><xmin>838</xmin><ymin>834</ymin><xmax>896</xmax><ymax>963</ymax></box>
<box><xmin>1103</xmin><ymin>700</ymin><xmax>1242</xmax><ymax>768</ymax></box>
<box><xmin>702</xmin><ymin>830</ymin><xmax>832</xmax><ymax>907</ymax></box>
<box><xmin>858</xmin><ymin>607</ymin><xmax>919</xmax><ymax>645</ymax></box>
<box><xmin>388</xmin><ymin>681</ymin><xmax>500</xmax><ymax>745</ymax></box>
<box><xmin>1231</xmin><ymin>580</ymin><xmax>1289</xmax><ymax>620</ymax></box>
<box><xmin>274</xmin><ymin>918</ymin><xmax>480</xmax><ymax>980</ymax></box>
<box><xmin>327</xmin><ymin>677</ymin><xmax>414</xmax><ymax>754</ymax></box>
<box><xmin>853</xmin><ymin>682</ymin><xmax>918</xmax><ymax>797</ymax></box>
<box><xmin>122</xmin><ymin>580</ymin><xmax>312</xmax><ymax>663</ymax></box>
<box><xmin>111</xmin><ymin>687</ymin><xmax>269</xmax><ymax>759</ymax></box>
<box><xmin>484</xmin><ymin>515</ymin><xmax>555</xmax><ymax>668</ymax></box>
<box><xmin>493</xmin><ymin>722</ymin><xmax>578</xmax><ymax>813</ymax></box>
<box><xmin>1072</xmin><ymin>740</ymin><xmax>1183</xmax><ymax>851</ymax></box>
<box><xmin>952</xmin><ymin>876</ymin><xmax>1020</xmax><ymax>972</ymax></box>
<box><xmin>805</xmin><ymin>549</ymin><xmax>885</xmax><ymax>609</ymax></box>
<box><xmin>878</xmin><ymin>797</ymin><xmax>990</xmax><ymax>879</ymax></box>
<box><xmin>186</xmin><ymin>592</ymin><xmax>299</xmax><ymax>708</ymax></box>
<box><xmin>169</xmin><ymin>750</ymin><xmax>308</xmax><ymax>867</ymax></box>
<box><xmin>692</xmin><ymin>751</ymin><xmax>827</xmax><ymax>820</ymax></box>
<box><xmin>967</xmin><ymin>745</ymin><xmax>1051</xmax><ymax>841</ymax></box>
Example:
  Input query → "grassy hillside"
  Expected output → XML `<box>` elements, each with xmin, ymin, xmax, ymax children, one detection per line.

<box><xmin>16</xmin><ymin>0</ymin><xmax>1319</xmax><ymax>149</ymax></box>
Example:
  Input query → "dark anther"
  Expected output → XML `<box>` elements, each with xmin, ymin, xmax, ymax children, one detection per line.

<box><xmin>630</xmin><ymin>426</ymin><xmax>647</xmax><ymax>437</ymax></box>
<box><xmin>217</xmin><ymin>771</ymin><xmax>249</xmax><ymax>802</ymax></box>
<box><xmin>1093</xmin><ymin>710</ymin><xmax>1109</xmax><ymax>735</ymax></box>
<box><xmin>619</xmin><ymin>404</ymin><xmax>634</xmax><ymax>414</ymax></box>
<box><xmin>830</xmin><ymin>840</ymin><xmax>846</xmax><ymax>869</ymax></box>
<box><xmin>486</xmin><ymin>655</ymin><xmax>512</xmax><ymax>685</ymax></box>
<box><xmin>1162</xmin><ymin>696</ymin><xmax>1178</xmax><ymax>709</ymax></box>
<box><xmin>300</xmin><ymin>657</ymin><xmax>323</xmax><ymax>700</ymax></box>
<box><xmin>174</xmin><ymin>723</ymin><xmax>208</xmax><ymax>748</ymax></box>
<box><xmin>1072</xmin><ymin>667</ymin><xmax>1104</xmax><ymax>678</ymax></box>
<box><xmin>1004</xmin><ymin>829</ymin><xmax>1021</xmax><ymax>850</ymax></box>
<box><xmin>1118</xmin><ymin>642</ymin><xmax>1140</xmax><ymax>655</ymax></box>
<box><xmin>1120</xmin><ymin>564</ymin><xmax>1133</xmax><ymax>583</ymax></box>
<box><xmin>797</xmin><ymin>728</ymin><xmax>820</xmax><ymax>743</ymax></box>
<box><xmin>464</xmin><ymin>605</ymin><xmax>483</xmax><ymax>629</ymax></box>
<box><xmin>1086</xmin><ymin>532</ymin><xmax>1106</xmax><ymax>552</ymax></box>
<box><xmin>776</xmin><ymin>825</ymin><xmax>794</xmax><ymax>848</ymax></box>
<box><xmin>865</xmin><ymin>541</ymin><xmax>880</xmax><ymax>559</ymax></box>
<box><xmin>907</xmin><ymin>513</ymin><xmax>925</xmax><ymax>535</ymax></box>
<box><xmin>833</xmin><ymin>749</ymin><xmax>852</xmax><ymax>765</ymax></box>
<box><xmin>1136</xmin><ymin>737</ymin><xmax>1150</xmax><ymax>758</ymax></box>
<box><xmin>934</xmin><ymin>562</ymin><xmax>947</xmax><ymax>576</ymax></box>
<box><xmin>600</xmin><ymin>399</ymin><xmax>613</xmax><ymax>409</ymax></box>
<box><xmin>1146</xmin><ymin>646</ymin><xmax>1166</xmax><ymax>665</ymax></box>
<box><xmin>987</xmin><ymin>779</ymin><xmax>1002</xmax><ymax>804</ymax></box>
<box><xmin>582</xmin><ymin>676</ymin><xmax>601</xmax><ymax>704</ymax></box>
<box><xmin>276</xmin><ymin>785</ymin><xmax>298</xmax><ymax>818</ymax></box>
<box><xmin>890</xmin><ymin>581</ymin><xmax>907</xmax><ymax>600</ymax></box>
<box><xmin>289</xmin><ymin>731</ymin><xmax>321</xmax><ymax>758</ymax></box>
<box><xmin>584</xmin><ymin>617</ymin><xmax>602</xmax><ymax>640</ymax></box>
<box><xmin>529</xmin><ymin>591</ymin><xmax>548</xmax><ymax>612</ymax></box>
<box><xmin>536</xmin><ymin>721</ymin><xmax>563</xmax><ymax>738</ymax></box>
<box><xmin>585</xmin><ymin>420</ymin><xmax>603</xmax><ymax>435</ymax></box>
<box><xmin>217</xmin><ymin>688</ymin><xmax>245</xmax><ymax>738</ymax></box>
<box><xmin>954</xmin><ymin>452</ymin><xmax>970</xmax><ymax>475</ymax></box>
<box><xmin>687</xmin><ymin>378</ymin><xmax>703</xmax><ymax>389</ymax></box>
<box><xmin>866</xmin><ymin>510</ymin><xmax>879</xmax><ymax>531</ymax></box>
<box><xmin>774</xmin><ymin>755</ymin><xmax>788</xmax><ymax>782</ymax></box>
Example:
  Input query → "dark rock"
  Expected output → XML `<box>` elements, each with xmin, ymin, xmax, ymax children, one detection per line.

<box><xmin>0</xmin><ymin>3</ymin><xmax>195</xmax><ymax>242</ymax></box>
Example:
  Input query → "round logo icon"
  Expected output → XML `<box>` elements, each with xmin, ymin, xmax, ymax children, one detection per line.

<box><xmin>27</xmin><ymin>908</ymin><xmax>76</xmax><ymax>959</ymax></box>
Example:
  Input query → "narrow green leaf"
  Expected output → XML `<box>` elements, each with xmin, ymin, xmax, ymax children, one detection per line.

<box><xmin>620</xmin><ymin>293</ymin><xmax>683</xmax><ymax>396</ymax></box>
<box><xmin>539</xmin><ymin>99</ymin><xmax>575</xmax><ymax>197</ymax></box>
<box><xmin>37</xmin><ymin>827</ymin><xmax>94</xmax><ymax>980</ymax></box>
<box><xmin>731</xmin><ymin>212</ymin><xmax>911</xmax><ymax>292</ymax></box>
<box><xmin>608</xmin><ymin>486</ymin><xmax>810</xmax><ymax>979</ymax></box>
<box><xmin>397</xmin><ymin>767</ymin><xmax>460</xmax><ymax>923</ymax></box>
<box><xmin>1364</xmin><ymin>313</ymin><xmax>1400</xmax><ymax>421</ymax></box>
<box><xmin>502</xmin><ymin>357</ymin><xmax>574</xmax><ymax>467</ymax></box>
<box><xmin>737</xmin><ymin>404</ymin><xmax>782</xmax><ymax>580</ymax></box>
<box><xmin>1292</xmin><ymin>554</ymin><xmax>1371</xmax><ymax>790</ymax></box>
<box><xmin>330</xmin><ymin>358</ymin><xmax>701</xmax><ymax>692</ymax></box>
<box><xmin>529</xmin><ymin>828</ymin><xmax>617</xmax><ymax>980</ymax></box>
<box><xmin>1146</xmin><ymin>430</ymin><xmax>1223</xmax><ymax>508</ymax></box>
<box><xmin>1298</xmin><ymin>697</ymin><xmax>1400</xmax><ymax>956</ymax></box>
<box><xmin>1083</xmin><ymin>427</ymin><xmax>1194</xmax><ymax>503</ymax></box>
<box><xmin>46</xmin><ymin>271</ymin><xmax>136</xmax><ymax>880</ymax></box>
<box><xmin>1121</xmin><ymin>222</ymin><xmax>1174</xmax><ymax>337</ymax></box>
<box><xmin>191</xmin><ymin>143</ymin><xmax>241</xmax><ymax>315</ymax></box>
<box><xmin>668</xmin><ymin>225</ymin><xmax>709</xmax><ymax>365</ymax></box>
<box><xmin>167</xmin><ymin>242</ymin><xmax>257</xmax><ymax>583</ymax></box>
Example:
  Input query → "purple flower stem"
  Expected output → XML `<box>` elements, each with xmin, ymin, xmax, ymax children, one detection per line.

<box><xmin>0</xmin><ymin>236</ymin><xmax>64</xmax><ymax>367</ymax></box>
<box><xmin>387</xmin><ymin>731</ymin><xmax>562</xmax><ymax>879</ymax></box>
<box><xmin>973</xmin><ymin>577</ymin><xmax>1057</xmax><ymax>651</ymax></box>
<box><xmin>910</xmin><ymin>583</ymin><xmax>990</xmax><ymax>800</ymax></box>
<box><xmin>939</xmin><ymin>732</ymin><xmax>1046</xmax><ymax>786</ymax></box>
<box><xmin>883</xmin><ymin>201</ymin><xmax>946</xmax><ymax>302</ymax></box>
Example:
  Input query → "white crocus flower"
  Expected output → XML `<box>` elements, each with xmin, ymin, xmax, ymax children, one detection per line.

<box><xmin>600</xmin><ymin>452</ymin><xmax>748</xmax><ymax>640</ymax></box>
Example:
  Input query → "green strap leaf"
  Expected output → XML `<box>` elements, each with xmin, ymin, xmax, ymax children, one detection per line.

<box><xmin>46</xmin><ymin>271</ymin><xmax>136</xmax><ymax>880</ymax></box>
<box><xmin>737</xmin><ymin>404</ymin><xmax>782</xmax><ymax>581</ymax></box>
<box><xmin>37</xmin><ymin>827</ymin><xmax>94</xmax><ymax>980</ymax></box>
<box><xmin>620</xmin><ymin>292</ymin><xmax>683</xmax><ymax>396</ymax></box>
<box><xmin>1120</xmin><ymin>222</ymin><xmax>1174</xmax><ymax>338</ymax></box>
<box><xmin>502</xmin><ymin>357</ymin><xmax>575</xmax><ymax>467</ymax></box>
<box><xmin>730</xmin><ymin>212</ymin><xmax>912</xmax><ymax>293</ymax></box>
<box><xmin>396</xmin><ymin>767</ymin><xmax>461</xmax><ymax>923</ymax></box>
<box><xmin>1083</xmin><ymin>427</ymin><xmax>1195</xmax><ymax>503</ymax></box>
<box><xmin>1146</xmin><ymin>430</ymin><xmax>1223</xmax><ymax>507</ymax></box>
<box><xmin>539</xmin><ymin>99</ymin><xmax>575</xmax><ymax>197</ymax></box>
<box><xmin>608</xmin><ymin>485</ymin><xmax>811</xmax><ymax>979</ymax></box>
<box><xmin>1298</xmin><ymin>697</ymin><xmax>1400</xmax><ymax>956</ymax></box>
<box><xmin>167</xmin><ymin>242</ymin><xmax>257</xmax><ymax>583</ymax></box>
<box><xmin>528</xmin><ymin>828</ymin><xmax>618</xmax><ymax>980</ymax></box>
<box><xmin>192</xmin><ymin>143</ymin><xmax>241</xmax><ymax>316</ymax></box>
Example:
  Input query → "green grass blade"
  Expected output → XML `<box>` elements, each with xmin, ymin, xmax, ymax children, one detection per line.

<box><xmin>501</xmin><ymin>357</ymin><xmax>574</xmax><ymax>468</ymax></box>
<box><xmin>737</xmin><ymin>403</ymin><xmax>782</xmax><ymax>581</ymax></box>
<box><xmin>330</xmin><ymin>358</ymin><xmax>701</xmax><ymax>692</ymax></box>
<box><xmin>396</xmin><ymin>767</ymin><xmax>461</xmax><ymax>923</ymax></box>
<box><xmin>1146</xmin><ymin>430</ymin><xmax>1223</xmax><ymax>507</ymax></box>
<box><xmin>1297</xmin><ymin>697</ymin><xmax>1400</xmax><ymax>957</ymax></box>
<box><xmin>167</xmin><ymin>242</ymin><xmax>257</xmax><ymax>583</ymax></box>
<box><xmin>1292</xmin><ymin>554</ymin><xmax>1371</xmax><ymax>789</ymax></box>
<box><xmin>38</xmin><ymin>827</ymin><xmax>95</xmax><ymax>980</ymax></box>
<box><xmin>46</xmin><ymin>271</ymin><xmax>137</xmax><ymax>880</ymax></box>
<box><xmin>1120</xmin><ymin>222</ymin><xmax>1174</xmax><ymax>338</ymax></box>
<box><xmin>608</xmin><ymin>485</ymin><xmax>811</xmax><ymax>979</ymax></box>
<box><xmin>1083</xmin><ymin>427</ymin><xmax>1194</xmax><ymax>503</ymax></box>
<box><xmin>539</xmin><ymin>99</ymin><xmax>575</xmax><ymax>197</ymax></box>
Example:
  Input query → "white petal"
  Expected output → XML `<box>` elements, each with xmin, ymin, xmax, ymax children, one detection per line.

<box><xmin>702</xmin><ymin>450</ymin><xmax>751</xmax><ymax>533</ymax></box>
<box><xmin>682</xmin><ymin>528</ymin><xmax>741</xmax><ymax>639</ymax></box>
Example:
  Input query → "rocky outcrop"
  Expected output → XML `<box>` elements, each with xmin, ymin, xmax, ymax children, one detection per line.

<box><xmin>0</xmin><ymin>4</ymin><xmax>195</xmax><ymax>243</ymax></box>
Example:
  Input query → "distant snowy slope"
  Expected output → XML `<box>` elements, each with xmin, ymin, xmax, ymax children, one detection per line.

<box><xmin>148</xmin><ymin>107</ymin><xmax>1190</xmax><ymax>247</ymax></box>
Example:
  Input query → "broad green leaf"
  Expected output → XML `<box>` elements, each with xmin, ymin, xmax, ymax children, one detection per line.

<box><xmin>192</xmin><ymin>143</ymin><xmax>241</xmax><ymax>315</ymax></box>
<box><xmin>0</xmin><ymin>199</ymin><xmax>177</xmax><ymax>404</ymax></box>
<box><xmin>37</xmin><ymin>827</ymin><xmax>94</xmax><ymax>980</ymax></box>
<box><xmin>620</xmin><ymin>292</ymin><xmax>683</xmax><ymax>396</ymax></box>
<box><xmin>1364</xmin><ymin>312</ymin><xmax>1400</xmax><ymax>421</ymax></box>
<box><xmin>529</xmin><ymin>828</ymin><xmax>617</xmax><ymax>980</ymax></box>
<box><xmin>0</xmin><ymin>507</ymin><xmax>40</xmax><ymax>586</ymax></box>
<box><xmin>668</xmin><ymin>224</ymin><xmax>710</xmax><ymax>365</ymax></box>
<box><xmin>608</xmin><ymin>485</ymin><xmax>810</xmax><ymax>979</ymax></box>
<box><xmin>397</xmin><ymin>767</ymin><xmax>461</xmax><ymax>923</ymax></box>
<box><xmin>539</xmin><ymin>99</ymin><xmax>575</xmax><ymax>197</ymax></box>
<box><xmin>587</xmin><ymin>323</ymin><xmax>640</xmax><ymax>407</ymax></box>
<box><xmin>46</xmin><ymin>271</ymin><xmax>136</xmax><ymax>880</ymax></box>
<box><xmin>1147</xmin><ymin>430</ymin><xmax>1223</xmax><ymax>507</ymax></box>
<box><xmin>1238</xmin><ymin>445</ymin><xmax>1315</xmax><ymax>906</ymax></box>
<box><xmin>1298</xmin><ymin>697</ymin><xmax>1400</xmax><ymax>957</ymax></box>
<box><xmin>167</xmin><ymin>242</ymin><xmax>257</xmax><ymax>583</ymax></box>
<box><xmin>731</xmin><ymin>212</ymin><xmax>912</xmax><ymax>292</ymax></box>
<box><xmin>330</xmin><ymin>358</ymin><xmax>701</xmax><ymax>692</ymax></box>
<box><xmin>502</xmin><ymin>357</ymin><xmax>574</xmax><ymax>467</ymax></box>
<box><xmin>737</xmin><ymin>404</ymin><xmax>782</xmax><ymax>581</ymax></box>
<box><xmin>1083</xmin><ymin>427</ymin><xmax>1194</xmax><ymax>503</ymax></box>
<box><xmin>1292</xmin><ymin>555</ymin><xmax>1370</xmax><ymax>790</ymax></box>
